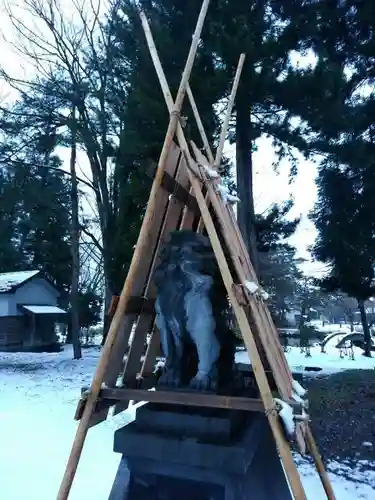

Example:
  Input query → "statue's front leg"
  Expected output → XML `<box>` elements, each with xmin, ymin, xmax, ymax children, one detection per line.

<box><xmin>185</xmin><ymin>292</ymin><xmax>220</xmax><ymax>391</ymax></box>
<box><xmin>155</xmin><ymin>298</ymin><xmax>184</xmax><ymax>387</ymax></box>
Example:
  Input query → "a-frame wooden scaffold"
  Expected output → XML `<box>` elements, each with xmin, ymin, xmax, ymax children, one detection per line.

<box><xmin>57</xmin><ymin>1</ymin><xmax>336</xmax><ymax>499</ymax></box>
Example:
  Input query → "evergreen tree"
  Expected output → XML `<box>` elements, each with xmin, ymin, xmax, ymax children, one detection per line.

<box><xmin>256</xmin><ymin>200</ymin><xmax>300</xmax><ymax>254</ymax></box>
<box><xmin>311</xmin><ymin>165</ymin><xmax>375</xmax><ymax>357</ymax></box>
<box><xmin>107</xmin><ymin>0</ymin><xmax>225</xmax><ymax>292</ymax></box>
<box><xmin>274</xmin><ymin>0</ymin><xmax>375</xmax><ymax>357</ymax></box>
<box><xmin>255</xmin><ymin>200</ymin><xmax>301</xmax><ymax>325</ymax></box>
<box><xmin>0</xmin><ymin>155</ymin><xmax>25</xmax><ymax>270</ymax></box>
<box><xmin>203</xmin><ymin>1</ymin><xmax>323</xmax><ymax>271</ymax></box>
<box><xmin>0</xmin><ymin>139</ymin><xmax>72</xmax><ymax>292</ymax></box>
<box><xmin>274</xmin><ymin>0</ymin><xmax>375</xmax><ymax>162</ymax></box>
<box><xmin>260</xmin><ymin>244</ymin><xmax>302</xmax><ymax>327</ymax></box>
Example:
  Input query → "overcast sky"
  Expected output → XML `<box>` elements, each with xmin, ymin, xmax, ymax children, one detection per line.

<box><xmin>225</xmin><ymin>139</ymin><xmax>324</xmax><ymax>276</ymax></box>
<box><xmin>0</xmin><ymin>1</ymin><xmax>325</xmax><ymax>276</ymax></box>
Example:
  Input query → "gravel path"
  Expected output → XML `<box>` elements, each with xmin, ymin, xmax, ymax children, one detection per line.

<box><xmin>304</xmin><ymin>370</ymin><xmax>375</xmax><ymax>464</ymax></box>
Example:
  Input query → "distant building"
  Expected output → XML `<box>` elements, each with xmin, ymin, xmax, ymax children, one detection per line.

<box><xmin>0</xmin><ymin>270</ymin><xmax>67</xmax><ymax>352</ymax></box>
<box><xmin>285</xmin><ymin>309</ymin><xmax>301</xmax><ymax>326</ymax></box>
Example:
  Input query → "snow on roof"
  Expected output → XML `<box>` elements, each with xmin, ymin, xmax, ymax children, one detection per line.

<box><xmin>0</xmin><ymin>270</ymin><xmax>40</xmax><ymax>293</ymax></box>
<box><xmin>22</xmin><ymin>305</ymin><xmax>67</xmax><ymax>315</ymax></box>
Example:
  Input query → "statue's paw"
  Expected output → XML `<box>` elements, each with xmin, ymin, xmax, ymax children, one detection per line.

<box><xmin>189</xmin><ymin>373</ymin><xmax>217</xmax><ymax>392</ymax></box>
<box><xmin>157</xmin><ymin>369</ymin><xmax>182</xmax><ymax>388</ymax></box>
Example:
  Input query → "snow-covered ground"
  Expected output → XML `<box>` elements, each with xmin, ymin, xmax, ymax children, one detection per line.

<box><xmin>307</xmin><ymin>321</ymin><xmax>362</xmax><ymax>333</ymax></box>
<box><xmin>0</xmin><ymin>344</ymin><xmax>374</xmax><ymax>500</ymax></box>
<box><xmin>236</xmin><ymin>342</ymin><xmax>375</xmax><ymax>375</ymax></box>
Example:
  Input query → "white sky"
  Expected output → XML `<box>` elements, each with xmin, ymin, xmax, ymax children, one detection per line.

<box><xmin>225</xmin><ymin>139</ymin><xmax>323</xmax><ymax>276</ymax></box>
<box><xmin>0</xmin><ymin>0</ymin><xmax>324</xmax><ymax>277</ymax></box>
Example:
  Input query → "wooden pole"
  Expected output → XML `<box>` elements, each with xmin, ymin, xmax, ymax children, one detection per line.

<box><xmin>186</xmin><ymin>84</ymin><xmax>215</xmax><ymax>164</ymax></box>
<box><xmin>185</xmin><ymin>158</ymin><xmax>307</xmax><ymax>500</ymax></box>
<box><xmin>215</xmin><ymin>53</ymin><xmax>246</xmax><ymax>168</ymax></box>
<box><xmin>139</xmin><ymin>10</ymin><xmax>175</xmax><ymax>112</ymax></box>
<box><xmin>305</xmin><ymin>425</ymin><xmax>337</xmax><ymax>499</ymax></box>
<box><xmin>141</xmin><ymin>12</ymin><xmax>334</xmax><ymax>500</ymax></box>
<box><xmin>56</xmin><ymin>1</ymin><xmax>211</xmax><ymax>498</ymax></box>
<box><xmin>194</xmin><ymin>53</ymin><xmax>244</xmax><ymax>232</ymax></box>
<box><xmin>186</xmin><ymin>54</ymin><xmax>245</xmax><ymax>169</ymax></box>
<box><xmin>139</xmin><ymin>15</ymin><xmax>308</xmax><ymax>498</ymax></box>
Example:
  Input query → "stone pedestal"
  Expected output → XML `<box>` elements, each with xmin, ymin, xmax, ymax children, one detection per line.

<box><xmin>108</xmin><ymin>402</ymin><xmax>293</xmax><ymax>500</ymax></box>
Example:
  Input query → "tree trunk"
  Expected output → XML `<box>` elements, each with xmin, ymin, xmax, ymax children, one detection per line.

<box><xmin>100</xmin><ymin>231</ymin><xmax>115</xmax><ymax>346</ymax></box>
<box><xmin>101</xmin><ymin>284</ymin><xmax>113</xmax><ymax>346</ymax></box>
<box><xmin>299</xmin><ymin>301</ymin><xmax>307</xmax><ymax>330</ymax></box>
<box><xmin>349</xmin><ymin>315</ymin><xmax>354</xmax><ymax>333</ymax></box>
<box><xmin>345</xmin><ymin>307</ymin><xmax>355</xmax><ymax>332</ymax></box>
<box><xmin>236</xmin><ymin>88</ymin><xmax>259</xmax><ymax>277</ymax></box>
<box><xmin>358</xmin><ymin>299</ymin><xmax>372</xmax><ymax>357</ymax></box>
<box><xmin>66</xmin><ymin>324</ymin><xmax>72</xmax><ymax>344</ymax></box>
<box><xmin>69</xmin><ymin>110</ymin><xmax>82</xmax><ymax>360</ymax></box>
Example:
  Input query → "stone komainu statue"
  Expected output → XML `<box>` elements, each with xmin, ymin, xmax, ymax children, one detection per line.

<box><xmin>153</xmin><ymin>230</ymin><xmax>236</xmax><ymax>391</ymax></box>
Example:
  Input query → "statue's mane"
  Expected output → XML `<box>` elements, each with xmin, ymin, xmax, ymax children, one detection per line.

<box><xmin>154</xmin><ymin>230</ymin><xmax>219</xmax><ymax>283</ymax></box>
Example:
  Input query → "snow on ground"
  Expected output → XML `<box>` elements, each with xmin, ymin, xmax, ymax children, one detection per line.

<box><xmin>236</xmin><ymin>342</ymin><xmax>375</xmax><ymax>375</ymax></box>
<box><xmin>307</xmin><ymin>321</ymin><xmax>356</xmax><ymax>333</ymax></box>
<box><xmin>0</xmin><ymin>345</ymin><xmax>375</xmax><ymax>499</ymax></box>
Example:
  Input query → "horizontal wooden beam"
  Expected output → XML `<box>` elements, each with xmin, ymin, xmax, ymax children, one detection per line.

<box><xmin>146</xmin><ymin>163</ymin><xmax>201</xmax><ymax>211</ymax></box>
<box><xmin>78</xmin><ymin>384</ymin><xmax>303</xmax><ymax>421</ymax></box>
<box><xmin>125</xmin><ymin>296</ymin><xmax>155</xmax><ymax>314</ymax></box>
<box><xmin>161</xmin><ymin>171</ymin><xmax>200</xmax><ymax>215</ymax></box>
<box><xmin>147</xmin><ymin>161</ymin><xmax>199</xmax><ymax>215</ymax></box>
<box><xmin>108</xmin><ymin>296</ymin><xmax>156</xmax><ymax>315</ymax></box>
<box><xmin>99</xmin><ymin>387</ymin><xmax>265</xmax><ymax>412</ymax></box>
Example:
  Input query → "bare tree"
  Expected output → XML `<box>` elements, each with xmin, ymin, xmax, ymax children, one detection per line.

<box><xmin>1</xmin><ymin>0</ymin><xmax>125</xmax><ymax>318</ymax></box>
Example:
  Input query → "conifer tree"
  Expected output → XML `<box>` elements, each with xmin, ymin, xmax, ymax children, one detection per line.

<box><xmin>311</xmin><ymin>165</ymin><xmax>375</xmax><ymax>357</ymax></box>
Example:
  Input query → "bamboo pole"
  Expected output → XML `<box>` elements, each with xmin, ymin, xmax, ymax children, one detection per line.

<box><xmin>186</xmin><ymin>84</ymin><xmax>215</xmax><ymax>163</ymax></box>
<box><xmin>56</xmin><ymin>2</ymin><xmax>211</xmax><ymax>498</ymax></box>
<box><xmin>145</xmin><ymin>1</ymin><xmax>296</xmax><ymax>432</ymax></box>
<box><xmin>189</xmin><ymin>64</ymin><xmax>278</xmax><ymax>384</ymax></box>
<box><xmin>215</xmin><ymin>53</ymin><xmax>246</xmax><ymax>168</ymax></box>
<box><xmin>189</xmin><ymin>91</ymin><xmax>308</xmax><ymax>452</ymax></box>
<box><xmin>196</xmin><ymin>53</ymin><xmax>245</xmax><ymax>232</ymax></box>
<box><xmin>185</xmin><ymin>158</ymin><xmax>307</xmax><ymax>500</ymax></box>
<box><xmin>187</xmin><ymin>54</ymin><xmax>246</xmax><ymax>168</ymax></box>
<box><xmin>305</xmin><ymin>425</ymin><xmax>337</xmax><ymax>500</ymax></box>
<box><xmin>188</xmin><ymin>56</ymin><xmax>248</xmax><ymax>253</ymax></box>
<box><xmin>186</xmin><ymin>83</ymin><xmax>214</xmax><ymax>232</ymax></box>
<box><xmin>139</xmin><ymin>11</ymin><xmax>200</xmax><ymax>233</ymax></box>
<box><xmin>142</xmin><ymin>12</ymin><xmax>334</xmax><ymax>499</ymax></box>
<box><xmin>139</xmin><ymin>14</ymin><xmax>307</xmax><ymax>500</ymax></box>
